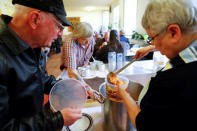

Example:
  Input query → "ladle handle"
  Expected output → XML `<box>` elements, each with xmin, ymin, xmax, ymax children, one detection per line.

<box><xmin>93</xmin><ymin>91</ymin><xmax>105</xmax><ymax>104</ymax></box>
<box><xmin>115</xmin><ymin>58</ymin><xmax>136</xmax><ymax>75</ymax></box>
<box><xmin>91</xmin><ymin>56</ymin><xmax>96</xmax><ymax>62</ymax></box>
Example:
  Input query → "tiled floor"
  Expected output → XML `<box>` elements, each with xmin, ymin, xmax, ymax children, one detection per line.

<box><xmin>46</xmin><ymin>52</ymin><xmax>61</xmax><ymax>78</ymax></box>
<box><xmin>44</xmin><ymin>52</ymin><xmax>61</xmax><ymax>104</ymax></box>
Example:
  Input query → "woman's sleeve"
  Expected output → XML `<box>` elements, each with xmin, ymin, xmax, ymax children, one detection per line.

<box><xmin>62</xmin><ymin>39</ymin><xmax>76</xmax><ymax>69</ymax></box>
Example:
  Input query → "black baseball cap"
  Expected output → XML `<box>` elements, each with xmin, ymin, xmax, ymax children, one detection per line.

<box><xmin>12</xmin><ymin>0</ymin><xmax>72</xmax><ymax>26</ymax></box>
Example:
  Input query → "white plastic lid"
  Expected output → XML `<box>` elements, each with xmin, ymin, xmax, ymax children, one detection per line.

<box><xmin>49</xmin><ymin>79</ymin><xmax>87</xmax><ymax>111</ymax></box>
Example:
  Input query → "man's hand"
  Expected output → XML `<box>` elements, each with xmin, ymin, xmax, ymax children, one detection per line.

<box><xmin>60</xmin><ymin>107</ymin><xmax>82</xmax><ymax>126</ymax></box>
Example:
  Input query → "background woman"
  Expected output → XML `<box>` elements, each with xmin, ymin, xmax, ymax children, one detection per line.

<box><xmin>94</xmin><ymin>29</ymin><xmax>123</xmax><ymax>63</ymax></box>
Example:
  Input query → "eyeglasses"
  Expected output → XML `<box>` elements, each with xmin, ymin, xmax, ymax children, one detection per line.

<box><xmin>146</xmin><ymin>33</ymin><xmax>160</xmax><ymax>45</ymax></box>
<box><xmin>49</xmin><ymin>14</ymin><xmax>65</xmax><ymax>31</ymax></box>
<box><xmin>79</xmin><ymin>38</ymin><xmax>92</xmax><ymax>44</ymax></box>
<box><xmin>146</xmin><ymin>27</ymin><xmax>168</xmax><ymax>45</ymax></box>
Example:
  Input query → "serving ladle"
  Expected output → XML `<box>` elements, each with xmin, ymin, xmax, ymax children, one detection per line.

<box><xmin>107</xmin><ymin>58</ymin><xmax>136</xmax><ymax>84</ymax></box>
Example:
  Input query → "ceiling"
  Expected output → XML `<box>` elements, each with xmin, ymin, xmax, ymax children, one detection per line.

<box><xmin>63</xmin><ymin>0</ymin><xmax>115</xmax><ymax>11</ymax></box>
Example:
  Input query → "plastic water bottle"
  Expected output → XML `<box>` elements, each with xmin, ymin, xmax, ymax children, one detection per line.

<box><xmin>108</xmin><ymin>52</ymin><xmax>116</xmax><ymax>72</ymax></box>
<box><xmin>117</xmin><ymin>53</ymin><xmax>123</xmax><ymax>70</ymax></box>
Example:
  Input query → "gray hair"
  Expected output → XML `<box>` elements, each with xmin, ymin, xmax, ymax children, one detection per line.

<box><xmin>13</xmin><ymin>4</ymin><xmax>34</xmax><ymax>17</ymax></box>
<box><xmin>142</xmin><ymin>0</ymin><xmax>197</xmax><ymax>34</ymax></box>
<box><xmin>71</xmin><ymin>22</ymin><xmax>93</xmax><ymax>39</ymax></box>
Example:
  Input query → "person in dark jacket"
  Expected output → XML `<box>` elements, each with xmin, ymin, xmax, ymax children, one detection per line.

<box><xmin>50</xmin><ymin>36</ymin><xmax>62</xmax><ymax>54</ymax></box>
<box><xmin>118</xmin><ymin>0</ymin><xmax>197</xmax><ymax>131</ymax></box>
<box><xmin>0</xmin><ymin>0</ymin><xmax>82</xmax><ymax>131</ymax></box>
<box><xmin>95</xmin><ymin>30</ymin><xmax>123</xmax><ymax>63</ymax></box>
<box><xmin>92</xmin><ymin>31</ymin><xmax>109</xmax><ymax>58</ymax></box>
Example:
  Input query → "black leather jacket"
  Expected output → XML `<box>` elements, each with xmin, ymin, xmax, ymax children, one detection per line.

<box><xmin>0</xmin><ymin>15</ymin><xmax>64</xmax><ymax>131</ymax></box>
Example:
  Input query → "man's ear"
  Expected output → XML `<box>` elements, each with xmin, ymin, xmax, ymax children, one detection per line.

<box><xmin>27</xmin><ymin>11</ymin><xmax>41</xmax><ymax>29</ymax></box>
<box><xmin>166</xmin><ymin>24</ymin><xmax>181</xmax><ymax>43</ymax></box>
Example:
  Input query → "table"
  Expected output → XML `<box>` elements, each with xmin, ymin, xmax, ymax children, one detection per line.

<box><xmin>57</xmin><ymin>60</ymin><xmax>165</xmax><ymax>89</ymax></box>
<box><xmin>120</xmin><ymin>60</ymin><xmax>156</xmax><ymax>86</ymax></box>
<box><xmin>85</xmin><ymin>60</ymin><xmax>157</xmax><ymax>87</ymax></box>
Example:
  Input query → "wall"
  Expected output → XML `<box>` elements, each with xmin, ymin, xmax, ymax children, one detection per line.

<box><xmin>0</xmin><ymin>0</ymin><xmax>104</xmax><ymax>36</ymax></box>
<box><xmin>109</xmin><ymin>0</ymin><xmax>150</xmax><ymax>35</ymax></box>
<box><xmin>136</xmin><ymin>0</ymin><xmax>150</xmax><ymax>35</ymax></box>
<box><xmin>64</xmin><ymin>10</ymin><xmax>103</xmax><ymax>34</ymax></box>
<box><xmin>0</xmin><ymin>0</ymin><xmax>14</xmax><ymax>16</ymax></box>
<box><xmin>192</xmin><ymin>0</ymin><xmax>197</xmax><ymax>7</ymax></box>
<box><xmin>109</xmin><ymin>0</ymin><xmax>124</xmax><ymax>30</ymax></box>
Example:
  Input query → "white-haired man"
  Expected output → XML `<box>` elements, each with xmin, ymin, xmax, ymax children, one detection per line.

<box><xmin>0</xmin><ymin>0</ymin><xmax>82</xmax><ymax>130</ymax></box>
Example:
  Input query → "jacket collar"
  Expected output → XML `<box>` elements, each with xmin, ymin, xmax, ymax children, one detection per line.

<box><xmin>0</xmin><ymin>15</ymin><xmax>30</xmax><ymax>55</ymax></box>
<box><xmin>162</xmin><ymin>39</ymin><xmax>197</xmax><ymax>71</ymax></box>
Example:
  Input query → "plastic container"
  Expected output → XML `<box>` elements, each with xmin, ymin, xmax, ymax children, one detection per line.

<box><xmin>105</xmin><ymin>75</ymin><xmax>129</xmax><ymax>101</ymax></box>
<box><xmin>116</xmin><ymin>53</ymin><xmax>123</xmax><ymax>70</ymax></box>
<box><xmin>108</xmin><ymin>52</ymin><xmax>116</xmax><ymax>72</ymax></box>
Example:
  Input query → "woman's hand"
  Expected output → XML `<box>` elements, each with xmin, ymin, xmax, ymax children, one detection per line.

<box><xmin>134</xmin><ymin>45</ymin><xmax>155</xmax><ymax>60</ymax></box>
<box><xmin>99</xmin><ymin>42</ymin><xmax>107</xmax><ymax>49</ymax></box>
<box><xmin>117</xmin><ymin>83</ymin><xmax>127</xmax><ymax>98</ymax></box>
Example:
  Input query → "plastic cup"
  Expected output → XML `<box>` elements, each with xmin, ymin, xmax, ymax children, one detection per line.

<box><xmin>90</xmin><ymin>62</ymin><xmax>96</xmax><ymax>70</ymax></box>
<box><xmin>98</xmin><ymin>63</ymin><xmax>105</xmax><ymax>72</ymax></box>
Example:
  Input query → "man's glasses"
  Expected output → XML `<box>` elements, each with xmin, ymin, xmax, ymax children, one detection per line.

<box><xmin>49</xmin><ymin>14</ymin><xmax>65</xmax><ymax>31</ymax></box>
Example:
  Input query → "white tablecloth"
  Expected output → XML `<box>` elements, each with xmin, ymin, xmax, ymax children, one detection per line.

<box><xmin>119</xmin><ymin>60</ymin><xmax>156</xmax><ymax>86</ymax></box>
<box><xmin>57</xmin><ymin>59</ymin><xmax>167</xmax><ymax>87</ymax></box>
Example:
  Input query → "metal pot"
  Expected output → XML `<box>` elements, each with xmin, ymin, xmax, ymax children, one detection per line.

<box><xmin>99</xmin><ymin>81</ymin><xmax>143</xmax><ymax>131</ymax></box>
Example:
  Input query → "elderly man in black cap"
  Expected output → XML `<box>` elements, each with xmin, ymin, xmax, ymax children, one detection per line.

<box><xmin>0</xmin><ymin>0</ymin><xmax>82</xmax><ymax>130</ymax></box>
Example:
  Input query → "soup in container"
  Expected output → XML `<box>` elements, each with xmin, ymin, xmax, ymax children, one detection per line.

<box><xmin>105</xmin><ymin>75</ymin><xmax>129</xmax><ymax>102</ymax></box>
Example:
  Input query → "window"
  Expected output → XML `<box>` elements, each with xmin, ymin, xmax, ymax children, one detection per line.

<box><xmin>124</xmin><ymin>0</ymin><xmax>137</xmax><ymax>37</ymax></box>
<box><xmin>102</xmin><ymin>11</ymin><xmax>109</xmax><ymax>32</ymax></box>
<box><xmin>112</xmin><ymin>5</ymin><xmax>120</xmax><ymax>30</ymax></box>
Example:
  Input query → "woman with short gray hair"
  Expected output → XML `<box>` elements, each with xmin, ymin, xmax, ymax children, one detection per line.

<box><xmin>118</xmin><ymin>0</ymin><xmax>197</xmax><ymax>130</ymax></box>
<box><xmin>71</xmin><ymin>22</ymin><xmax>93</xmax><ymax>39</ymax></box>
<box><xmin>142</xmin><ymin>0</ymin><xmax>197</xmax><ymax>34</ymax></box>
<box><xmin>60</xmin><ymin>22</ymin><xmax>97</xmax><ymax>99</ymax></box>
<box><xmin>61</xmin><ymin>22</ymin><xmax>94</xmax><ymax>74</ymax></box>
<box><xmin>134</xmin><ymin>0</ymin><xmax>197</xmax><ymax>59</ymax></box>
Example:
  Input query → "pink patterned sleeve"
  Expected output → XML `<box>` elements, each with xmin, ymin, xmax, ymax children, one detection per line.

<box><xmin>62</xmin><ymin>39</ymin><xmax>76</xmax><ymax>69</ymax></box>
